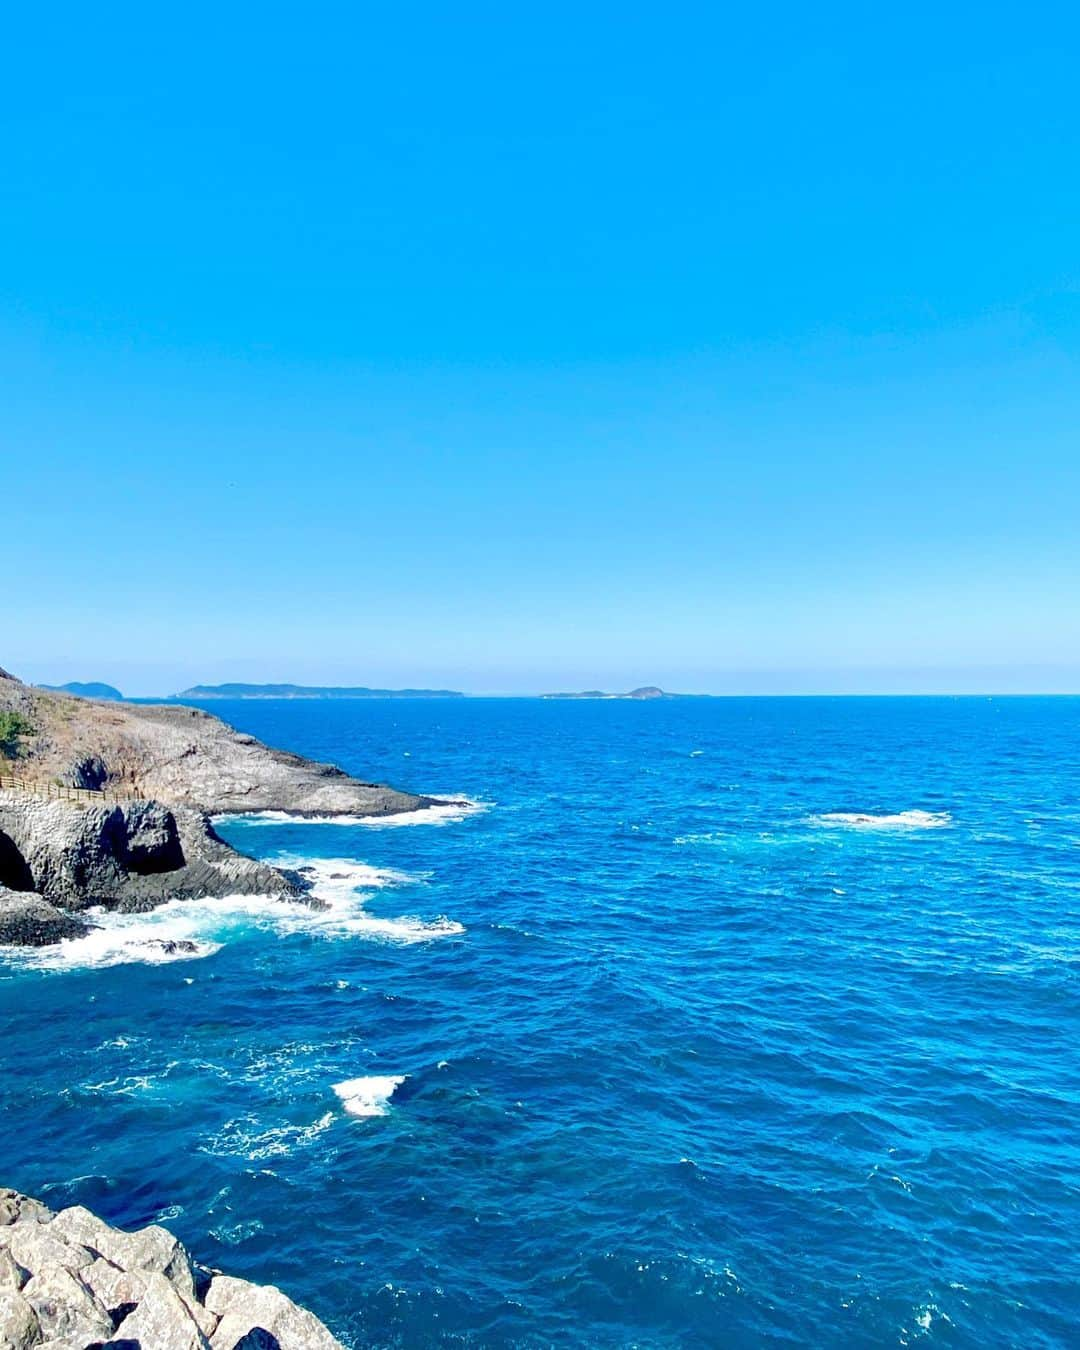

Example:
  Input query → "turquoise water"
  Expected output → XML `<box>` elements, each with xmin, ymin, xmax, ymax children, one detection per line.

<box><xmin>3</xmin><ymin>697</ymin><xmax>1080</xmax><ymax>1347</ymax></box>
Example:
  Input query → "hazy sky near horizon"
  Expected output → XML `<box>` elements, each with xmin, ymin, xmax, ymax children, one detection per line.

<box><xmin>4</xmin><ymin>3</ymin><xmax>1080</xmax><ymax>695</ymax></box>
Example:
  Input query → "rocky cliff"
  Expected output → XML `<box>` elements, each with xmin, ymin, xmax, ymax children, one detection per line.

<box><xmin>0</xmin><ymin>666</ymin><xmax>448</xmax><ymax>948</ymax></box>
<box><xmin>0</xmin><ymin>795</ymin><xmax>308</xmax><ymax>947</ymax></box>
<box><xmin>0</xmin><ymin>1187</ymin><xmax>343</xmax><ymax>1349</ymax></box>
<box><xmin>0</xmin><ymin>668</ymin><xmax>435</xmax><ymax>817</ymax></box>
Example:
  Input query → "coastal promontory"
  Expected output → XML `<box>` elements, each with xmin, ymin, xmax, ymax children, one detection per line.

<box><xmin>0</xmin><ymin>666</ymin><xmax>450</xmax><ymax>949</ymax></box>
<box><xmin>541</xmin><ymin>685</ymin><xmax>669</xmax><ymax>700</ymax></box>
<box><xmin>36</xmin><ymin>680</ymin><xmax>124</xmax><ymax>701</ymax></box>
<box><xmin>0</xmin><ymin>667</ymin><xmax>433</xmax><ymax>816</ymax></box>
<box><xmin>174</xmin><ymin>682</ymin><xmax>465</xmax><ymax>700</ymax></box>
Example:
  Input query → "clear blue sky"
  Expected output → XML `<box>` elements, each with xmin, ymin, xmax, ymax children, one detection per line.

<box><xmin>4</xmin><ymin>3</ymin><xmax>1079</xmax><ymax>694</ymax></box>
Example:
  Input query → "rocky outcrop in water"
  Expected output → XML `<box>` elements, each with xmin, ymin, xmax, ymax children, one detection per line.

<box><xmin>0</xmin><ymin>788</ymin><xmax>318</xmax><ymax>950</ymax></box>
<box><xmin>0</xmin><ymin>887</ymin><xmax>91</xmax><ymax>946</ymax></box>
<box><xmin>0</xmin><ymin>1187</ymin><xmax>344</xmax><ymax>1349</ymax></box>
<box><xmin>0</xmin><ymin>797</ymin><xmax>299</xmax><ymax>913</ymax></box>
<box><xmin>0</xmin><ymin>794</ymin><xmax>312</xmax><ymax>947</ymax></box>
<box><xmin>540</xmin><ymin>685</ymin><xmax>669</xmax><ymax>699</ymax></box>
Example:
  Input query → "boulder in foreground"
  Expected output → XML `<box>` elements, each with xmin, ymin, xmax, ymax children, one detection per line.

<box><xmin>0</xmin><ymin>887</ymin><xmax>91</xmax><ymax>946</ymax></box>
<box><xmin>0</xmin><ymin>1188</ymin><xmax>345</xmax><ymax>1350</ymax></box>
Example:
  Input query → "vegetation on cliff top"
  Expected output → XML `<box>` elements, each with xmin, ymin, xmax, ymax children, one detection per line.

<box><xmin>0</xmin><ymin>712</ymin><xmax>33</xmax><ymax>760</ymax></box>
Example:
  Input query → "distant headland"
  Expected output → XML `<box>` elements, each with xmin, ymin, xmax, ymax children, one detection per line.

<box><xmin>28</xmin><ymin>679</ymin><xmax>687</xmax><ymax>702</ymax></box>
<box><xmin>37</xmin><ymin>681</ymin><xmax>124</xmax><ymax>701</ymax></box>
<box><xmin>541</xmin><ymin>686</ymin><xmax>671</xmax><ymax>700</ymax></box>
<box><xmin>173</xmin><ymin>683</ymin><xmax>466</xmax><ymax>700</ymax></box>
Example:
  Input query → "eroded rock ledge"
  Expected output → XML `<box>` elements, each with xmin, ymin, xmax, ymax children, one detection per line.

<box><xmin>0</xmin><ymin>1188</ymin><xmax>344</xmax><ymax>1349</ymax></box>
<box><xmin>0</xmin><ymin>665</ymin><xmax>466</xmax><ymax>948</ymax></box>
<box><xmin>0</xmin><ymin>796</ymin><xmax>310</xmax><ymax>948</ymax></box>
<box><xmin>0</xmin><ymin>668</ymin><xmax>435</xmax><ymax>818</ymax></box>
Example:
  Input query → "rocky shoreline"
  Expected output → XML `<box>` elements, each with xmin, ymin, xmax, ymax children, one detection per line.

<box><xmin>0</xmin><ymin>667</ymin><xmax>442</xmax><ymax>1344</ymax></box>
<box><xmin>0</xmin><ymin>1187</ymin><xmax>343</xmax><ymax>1348</ymax></box>
<box><xmin>0</xmin><ymin>667</ymin><xmax>458</xmax><ymax>949</ymax></box>
<box><xmin>0</xmin><ymin>796</ymin><xmax>308</xmax><ymax>948</ymax></box>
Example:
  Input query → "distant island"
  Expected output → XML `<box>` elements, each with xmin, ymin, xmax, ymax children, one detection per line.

<box><xmin>37</xmin><ymin>681</ymin><xmax>124</xmax><ymax>701</ymax></box>
<box><xmin>174</xmin><ymin>683</ymin><xmax>466</xmax><ymax>700</ymax></box>
<box><xmin>541</xmin><ymin>686</ymin><xmax>670</xmax><ymax>700</ymax></box>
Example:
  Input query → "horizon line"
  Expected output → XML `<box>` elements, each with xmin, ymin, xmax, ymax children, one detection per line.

<box><xmin>119</xmin><ymin>689</ymin><xmax>1080</xmax><ymax>701</ymax></box>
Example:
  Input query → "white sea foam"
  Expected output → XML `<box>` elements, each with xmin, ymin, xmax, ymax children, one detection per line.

<box><xmin>201</xmin><ymin>1110</ymin><xmax>337</xmax><ymax>1161</ymax></box>
<box><xmin>79</xmin><ymin>1073</ymin><xmax>165</xmax><ymax>1096</ymax></box>
<box><xmin>910</xmin><ymin>1302</ymin><xmax>951</xmax><ymax>1335</ymax></box>
<box><xmin>812</xmin><ymin>810</ymin><xmax>952</xmax><ymax>831</ymax></box>
<box><xmin>333</xmin><ymin>1074</ymin><xmax>406</xmax><ymax>1118</ymax></box>
<box><xmin>217</xmin><ymin>794</ymin><xmax>487</xmax><ymax>829</ymax></box>
<box><xmin>274</xmin><ymin>855</ymin><xmax>465</xmax><ymax>943</ymax></box>
<box><xmin>210</xmin><ymin>1217</ymin><xmax>265</xmax><ymax>1246</ymax></box>
<box><xmin>6</xmin><ymin>907</ymin><xmax>226</xmax><ymax>972</ymax></box>
<box><xmin>1</xmin><ymin>854</ymin><xmax>462</xmax><ymax>973</ymax></box>
<box><xmin>291</xmin><ymin>858</ymin><xmax>420</xmax><ymax>891</ymax></box>
<box><xmin>96</xmin><ymin>1034</ymin><xmax>147</xmax><ymax>1051</ymax></box>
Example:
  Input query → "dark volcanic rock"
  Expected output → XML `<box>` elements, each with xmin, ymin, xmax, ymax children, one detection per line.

<box><xmin>65</xmin><ymin>754</ymin><xmax>110</xmax><ymax>790</ymax></box>
<box><xmin>121</xmin><ymin>800</ymin><xmax>186</xmax><ymax>874</ymax></box>
<box><xmin>142</xmin><ymin>938</ymin><xmax>201</xmax><ymax>956</ymax></box>
<box><xmin>0</xmin><ymin>797</ymin><xmax>300</xmax><ymax>931</ymax></box>
<box><xmin>0</xmin><ymin>831</ymin><xmax>34</xmax><ymax>892</ymax></box>
<box><xmin>0</xmin><ymin>887</ymin><xmax>90</xmax><ymax>946</ymax></box>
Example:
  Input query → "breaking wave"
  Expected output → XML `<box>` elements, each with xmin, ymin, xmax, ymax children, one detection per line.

<box><xmin>332</xmin><ymin>1074</ymin><xmax>406</xmax><ymax>1118</ymax></box>
<box><xmin>4</xmin><ymin>907</ymin><xmax>227</xmax><ymax>972</ymax></box>
<box><xmin>811</xmin><ymin>810</ymin><xmax>952</xmax><ymax>831</ymax></box>
<box><xmin>216</xmin><ymin>794</ymin><xmax>487</xmax><ymax>829</ymax></box>
<box><xmin>274</xmin><ymin>855</ymin><xmax>466</xmax><ymax>943</ymax></box>
<box><xmin>1</xmin><ymin>855</ymin><xmax>462</xmax><ymax>973</ymax></box>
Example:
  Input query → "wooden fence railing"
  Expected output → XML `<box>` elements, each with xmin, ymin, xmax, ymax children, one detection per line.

<box><xmin>0</xmin><ymin>773</ymin><xmax>140</xmax><ymax>805</ymax></box>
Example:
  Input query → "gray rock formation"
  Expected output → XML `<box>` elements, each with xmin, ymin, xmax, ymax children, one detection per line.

<box><xmin>0</xmin><ymin>796</ymin><xmax>302</xmax><ymax>919</ymax></box>
<box><xmin>0</xmin><ymin>888</ymin><xmax>90</xmax><ymax>946</ymax></box>
<box><xmin>0</xmin><ymin>665</ymin><xmax>463</xmax><ymax>945</ymax></box>
<box><xmin>205</xmin><ymin>1275</ymin><xmax>345</xmax><ymax>1349</ymax></box>
<box><xmin>0</xmin><ymin>1189</ymin><xmax>344</xmax><ymax>1350</ymax></box>
<box><xmin>0</xmin><ymin>669</ymin><xmax>440</xmax><ymax>818</ymax></box>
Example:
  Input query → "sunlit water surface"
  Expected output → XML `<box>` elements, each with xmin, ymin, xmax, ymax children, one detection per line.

<box><xmin>3</xmin><ymin>697</ymin><xmax>1079</xmax><ymax>1347</ymax></box>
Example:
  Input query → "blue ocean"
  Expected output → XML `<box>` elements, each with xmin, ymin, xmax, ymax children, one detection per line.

<box><xmin>3</xmin><ymin>697</ymin><xmax>1079</xmax><ymax>1347</ymax></box>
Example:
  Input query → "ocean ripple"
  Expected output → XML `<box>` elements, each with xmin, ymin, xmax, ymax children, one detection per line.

<box><xmin>2</xmin><ymin>695</ymin><xmax>1078</xmax><ymax>1348</ymax></box>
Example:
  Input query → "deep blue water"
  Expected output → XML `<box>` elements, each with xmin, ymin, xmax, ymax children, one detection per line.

<box><xmin>3</xmin><ymin>697</ymin><xmax>1080</xmax><ymax>1347</ymax></box>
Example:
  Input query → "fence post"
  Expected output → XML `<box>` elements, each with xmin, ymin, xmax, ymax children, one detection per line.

<box><xmin>0</xmin><ymin>776</ymin><xmax>122</xmax><ymax>805</ymax></box>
